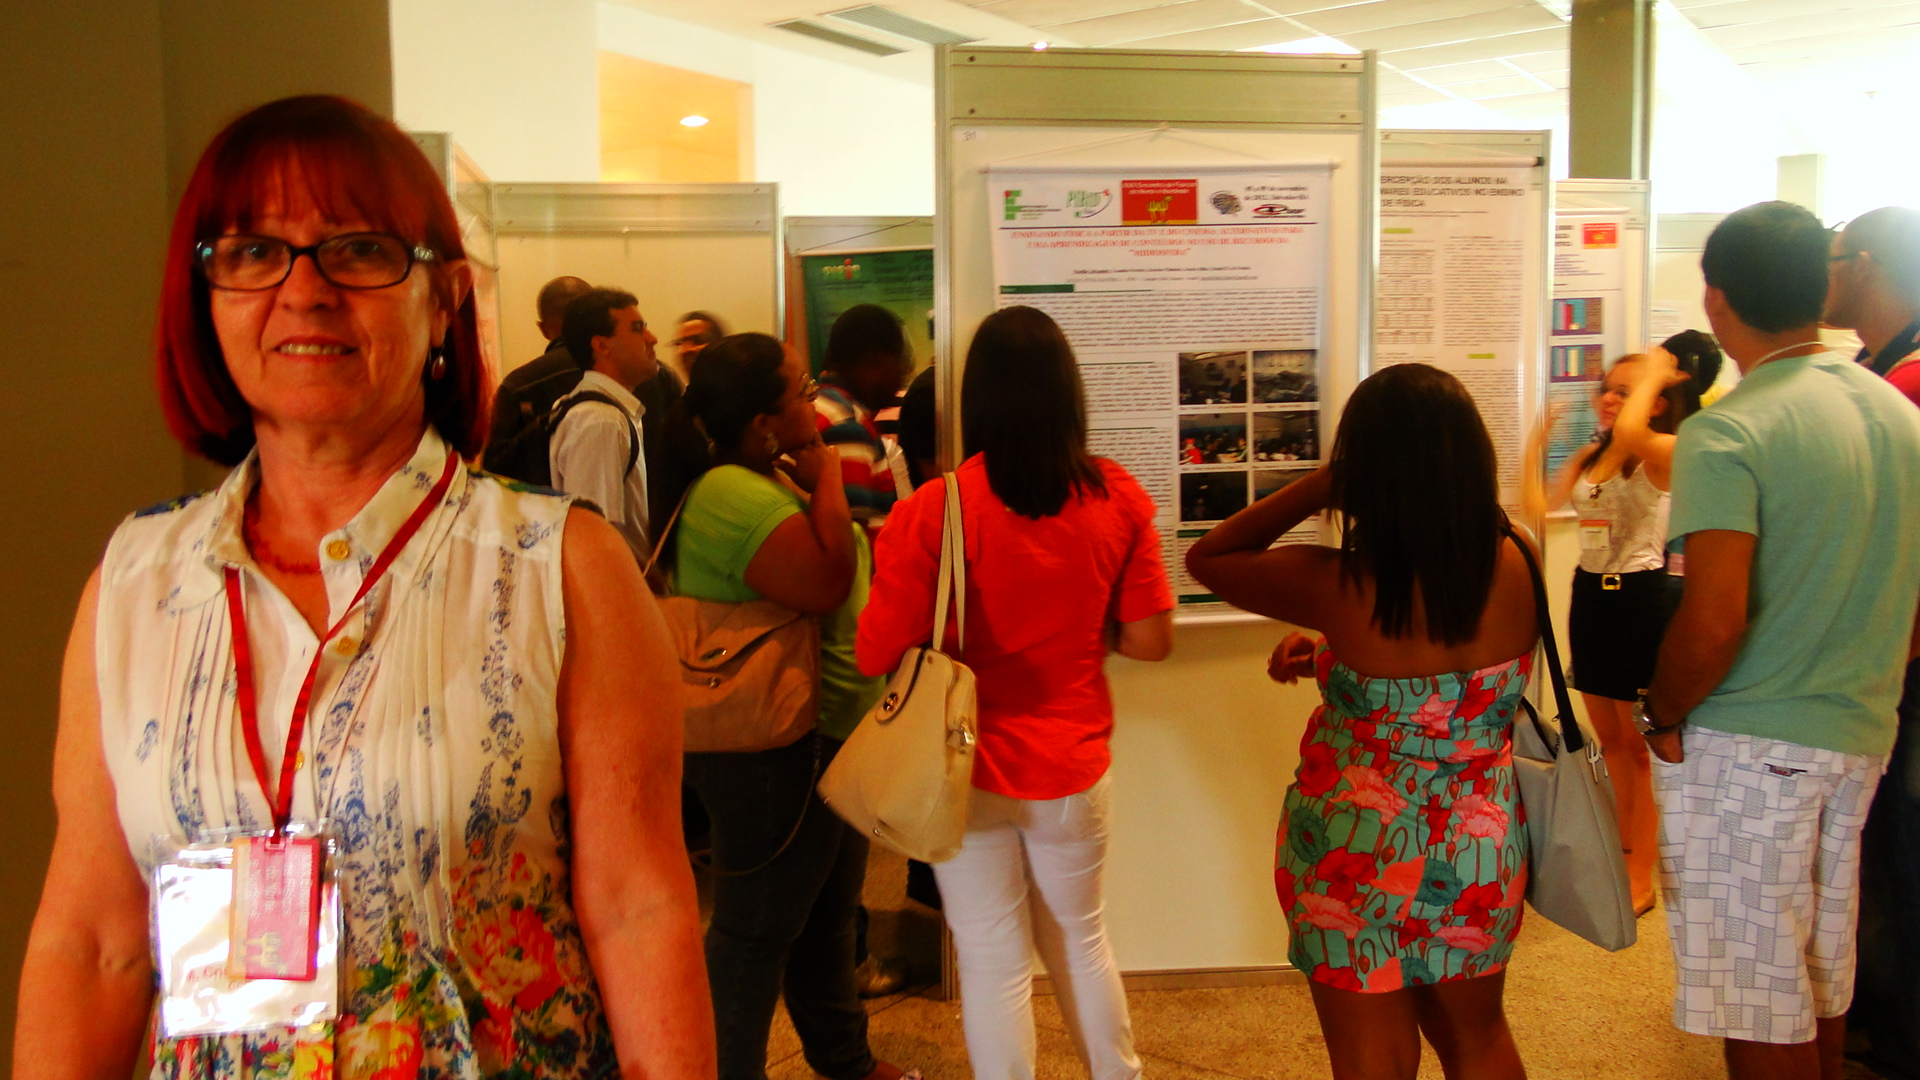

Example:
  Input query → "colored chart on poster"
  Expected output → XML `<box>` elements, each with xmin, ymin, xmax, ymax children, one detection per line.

<box><xmin>989</xmin><ymin>164</ymin><xmax>1332</xmax><ymax>615</ymax></box>
<box><xmin>1375</xmin><ymin>165</ymin><xmax>1535</xmax><ymax>508</ymax></box>
<box><xmin>798</xmin><ymin>247</ymin><xmax>935</xmax><ymax>374</ymax></box>
<box><xmin>1548</xmin><ymin>215</ymin><xmax>1629</xmax><ymax>473</ymax></box>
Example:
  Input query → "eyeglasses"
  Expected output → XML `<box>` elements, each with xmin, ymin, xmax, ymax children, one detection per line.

<box><xmin>798</xmin><ymin>374</ymin><xmax>820</xmax><ymax>403</ymax></box>
<box><xmin>194</xmin><ymin>232</ymin><xmax>436</xmax><ymax>291</ymax></box>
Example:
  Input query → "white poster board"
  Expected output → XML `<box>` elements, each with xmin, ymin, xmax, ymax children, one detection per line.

<box><xmin>939</xmin><ymin>45</ymin><xmax>1376</xmax><ymax>980</ymax></box>
<box><xmin>1376</xmin><ymin>130</ymin><xmax>1551</xmax><ymax>513</ymax></box>
<box><xmin>988</xmin><ymin>164</ymin><xmax>1333</xmax><ymax>611</ymax></box>
<box><xmin>1548</xmin><ymin>181</ymin><xmax>1649</xmax><ymax>476</ymax></box>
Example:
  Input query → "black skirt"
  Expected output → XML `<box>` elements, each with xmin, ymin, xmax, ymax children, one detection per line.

<box><xmin>1568</xmin><ymin>567</ymin><xmax>1682</xmax><ymax>702</ymax></box>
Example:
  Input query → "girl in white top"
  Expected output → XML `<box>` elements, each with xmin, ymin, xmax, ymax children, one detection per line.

<box><xmin>1524</xmin><ymin>331</ymin><xmax>1722</xmax><ymax>913</ymax></box>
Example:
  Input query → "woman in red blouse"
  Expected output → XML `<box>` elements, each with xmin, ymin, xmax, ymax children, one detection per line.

<box><xmin>856</xmin><ymin>306</ymin><xmax>1174</xmax><ymax>1080</ymax></box>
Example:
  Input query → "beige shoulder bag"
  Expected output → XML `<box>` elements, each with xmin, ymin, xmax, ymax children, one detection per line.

<box><xmin>818</xmin><ymin>473</ymin><xmax>978</xmax><ymax>862</ymax></box>
<box><xmin>646</xmin><ymin>483</ymin><xmax>820</xmax><ymax>754</ymax></box>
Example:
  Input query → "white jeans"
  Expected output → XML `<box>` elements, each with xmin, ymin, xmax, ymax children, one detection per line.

<box><xmin>933</xmin><ymin>776</ymin><xmax>1142</xmax><ymax>1080</ymax></box>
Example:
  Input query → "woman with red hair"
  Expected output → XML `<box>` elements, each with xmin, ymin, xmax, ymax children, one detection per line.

<box><xmin>13</xmin><ymin>96</ymin><xmax>712</xmax><ymax>1078</ymax></box>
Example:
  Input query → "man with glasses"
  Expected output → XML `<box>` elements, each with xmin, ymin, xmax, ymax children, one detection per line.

<box><xmin>551</xmin><ymin>289</ymin><xmax>658</xmax><ymax>567</ymax></box>
<box><xmin>669</xmin><ymin>310</ymin><xmax>727</xmax><ymax>384</ymax></box>
<box><xmin>1827</xmin><ymin>207</ymin><xmax>1920</xmax><ymax>406</ymax></box>
<box><xmin>1824</xmin><ymin>206</ymin><xmax>1920</xmax><ymax>1078</ymax></box>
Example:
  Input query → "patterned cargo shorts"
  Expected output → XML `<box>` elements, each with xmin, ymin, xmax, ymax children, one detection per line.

<box><xmin>1652</xmin><ymin>728</ymin><xmax>1887</xmax><ymax>1044</ymax></box>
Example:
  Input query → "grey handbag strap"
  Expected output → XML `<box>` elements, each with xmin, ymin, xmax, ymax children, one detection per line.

<box><xmin>931</xmin><ymin>472</ymin><xmax>966</xmax><ymax>654</ymax></box>
<box><xmin>1505</xmin><ymin>521</ymin><xmax>1586</xmax><ymax>753</ymax></box>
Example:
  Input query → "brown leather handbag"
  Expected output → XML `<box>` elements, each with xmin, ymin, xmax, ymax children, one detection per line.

<box><xmin>647</xmin><ymin>492</ymin><xmax>820</xmax><ymax>753</ymax></box>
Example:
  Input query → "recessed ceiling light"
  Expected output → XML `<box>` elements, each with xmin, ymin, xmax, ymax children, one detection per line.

<box><xmin>1033</xmin><ymin>41</ymin><xmax>1049</xmax><ymax>50</ymax></box>
<box><xmin>680</xmin><ymin>115</ymin><xmax>709</xmax><ymax>128</ymax></box>
<box><xmin>1242</xmin><ymin>36</ymin><xmax>1359</xmax><ymax>56</ymax></box>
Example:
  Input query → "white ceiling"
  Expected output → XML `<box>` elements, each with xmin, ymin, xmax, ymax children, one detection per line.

<box><xmin>615</xmin><ymin>0</ymin><xmax>1920</xmax><ymax>132</ymax></box>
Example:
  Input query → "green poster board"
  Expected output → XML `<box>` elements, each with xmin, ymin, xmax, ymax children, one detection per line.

<box><xmin>798</xmin><ymin>247</ymin><xmax>935</xmax><ymax>374</ymax></box>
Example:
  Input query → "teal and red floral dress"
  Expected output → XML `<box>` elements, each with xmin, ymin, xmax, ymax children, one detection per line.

<box><xmin>1276</xmin><ymin>639</ymin><xmax>1531</xmax><ymax>993</ymax></box>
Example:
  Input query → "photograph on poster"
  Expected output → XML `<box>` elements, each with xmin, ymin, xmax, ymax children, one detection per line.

<box><xmin>1178</xmin><ymin>412</ymin><xmax>1248</xmax><ymax>464</ymax></box>
<box><xmin>1553</xmin><ymin>296</ymin><xmax>1604</xmax><ymax>335</ymax></box>
<box><xmin>1252</xmin><ymin>349</ymin><xmax>1318</xmax><ymax>403</ymax></box>
<box><xmin>1253</xmin><ymin>410</ymin><xmax>1319</xmax><ymax>462</ymax></box>
<box><xmin>1550</xmin><ymin>343</ymin><xmax>1606</xmax><ymax>381</ymax></box>
<box><xmin>1178</xmin><ymin>351</ymin><xmax>1249</xmax><ymax>405</ymax></box>
<box><xmin>1180</xmin><ymin>472</ymin><xmax>1249</xmax><ymax>524</ymax></box>
<box><xmin>1253</xmin><ymin>467</ymin><xmax>1316</xmax><ymax>502</ymax></box>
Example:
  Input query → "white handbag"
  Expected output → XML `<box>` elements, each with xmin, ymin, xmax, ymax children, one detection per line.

<box><xmin>818</xmin><ymin>473</ymin><xmax>978</xmax><ymax>863</ymax></box>
<box><xmin>1509</xmin><ymin>524</ymin><xmax>1638</xmax><ymax>952</ymax></box>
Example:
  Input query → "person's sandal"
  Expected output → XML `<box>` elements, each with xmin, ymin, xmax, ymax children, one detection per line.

<box><xmin>855</xmin><ymin>955</ymin><xmax>910</xmax><ymax>998</ymax></box>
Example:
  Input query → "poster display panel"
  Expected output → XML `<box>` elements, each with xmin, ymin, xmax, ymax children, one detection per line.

<box><xmin>1376</xmin><ymin>165</ymin><xmax>1535</xmax><ymax>506</ymax></box>
<box><xmin>797</xmin><ymin>247</ymin><xmax>936</xmax><ymax>374</ymax></box>
<box><xmin>988</xmin><ymin>164</ymin><xmax>1331</xmax><ymax>613</ymax></box>
<box><xmin>1548</xmin><ymin>214</ymin><xmax>1629</xmax><ymax>473</ymax></box>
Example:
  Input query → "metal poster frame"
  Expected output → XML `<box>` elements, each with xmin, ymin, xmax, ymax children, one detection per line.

<box><xmin>934</xmin><ymin>44</ymin><xmax>1378</xmax><ymax>988</ymax></box>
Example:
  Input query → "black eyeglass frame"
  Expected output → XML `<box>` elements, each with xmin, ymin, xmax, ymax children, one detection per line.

<box><xmin>193</xmin><ymin>231</ymin><xmax>439</xmax><ymax>292</ymax></box>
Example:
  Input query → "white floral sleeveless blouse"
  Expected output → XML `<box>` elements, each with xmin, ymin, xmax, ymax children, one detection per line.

<box><xmin>96</xmin><ymin>428</ymin><xmax>616</xmax><ymax>1078</ymax></box>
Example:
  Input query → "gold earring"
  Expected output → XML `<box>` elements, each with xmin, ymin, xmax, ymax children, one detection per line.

<box><xmin>765</xmin><ymin>431</ymin><xmax>780</xmax><ymax>455</ymax></box>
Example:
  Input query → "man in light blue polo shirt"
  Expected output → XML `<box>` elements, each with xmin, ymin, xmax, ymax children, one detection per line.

<box><xmin>1641</xmin><ymin>201</ymin><xmax>1920</xmax><ymax>1079</ymax></box>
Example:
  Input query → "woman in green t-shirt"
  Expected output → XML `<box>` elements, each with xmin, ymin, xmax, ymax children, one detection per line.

<box><xmin>668</xmin><ymin>333</ymin><xmax>903</xmax><ymax>1080</ymax></box>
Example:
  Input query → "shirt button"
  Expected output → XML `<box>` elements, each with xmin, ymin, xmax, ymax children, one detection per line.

<box><xmin>325</xmin><ymin>539</ymin><xmax>352</xmax><ymax>561</ymax></box>
<box><xmin>294</xmin><ymin>751</ymin><xmax>306</xmax><ymax>770</ymax></box>
<box><xmin>333</xmin><ymin>636</ymin><xmax>359</xmax><ymax>657</ymax></box>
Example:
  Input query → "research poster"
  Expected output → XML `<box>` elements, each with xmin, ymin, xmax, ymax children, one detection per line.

<box><xmin>988</xmin><ymin>165</ymin><xmax>1331</xmax><ymax>615</ymax></box>
<box><xmin>798</xmin><ymin>247</ymin><xmax>936</xmax><ymax>374</ymax></box>
<box><xmin>1548</xmin><ymin>215</ymin><xmax>1629</xmax><ymax>473</ymax></box>
<box><xmin>1376</xmin><ymin>166</ymin><xmax>1535</xmax><ymax>506</ymax></box>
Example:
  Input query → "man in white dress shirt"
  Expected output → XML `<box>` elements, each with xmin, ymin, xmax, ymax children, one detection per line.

<box><xmin>551</xmin><ymin>288</ymin><xmax>658</xmax><ymax>566</ymax></box>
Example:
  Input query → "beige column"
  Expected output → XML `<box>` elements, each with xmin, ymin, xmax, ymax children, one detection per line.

<box><xmin>1568</xmin><ymin>0</ymin><xmax>1654</xmax><ymax>180</ymax></box>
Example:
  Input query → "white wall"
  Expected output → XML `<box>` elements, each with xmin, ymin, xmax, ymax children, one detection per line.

<box><xmin>598</xmin><ymin>4</ymin><xmax>936</xmax><ymax>217</ymax></box>
<box><xmin>390</xmin><ymin>0</ymin><xmax>600</xmax><ymax>182</ymax></box>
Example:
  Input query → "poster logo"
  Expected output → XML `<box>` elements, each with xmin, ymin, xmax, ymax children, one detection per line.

<box><xmin>1210</xmin><ymin>191</ymin><xmax>1242</xmax><ymax>215</ymax></box>
<box><xmin>1066</xmin><ymin>189</ymin><xmax>1112</xmax><ymax>218</ymax></box>
<box><xmin>1582</xmin><ymin>222</ymin><xmax>1618</xmax><ymax>248</ymax></box>
<box><xmin>1251</xmin><ymin>203</ymin><xmax>1306</xmax><ymax>219</ymax></box>
<box><xmin>820</xmin><ymin>257</ymin><xmax>861</xmax><ymax>281</ymax></box>
<box><xmin>1120</xmin><ymin>179</ymin><xmax>1198</xmax><ymax>225</ymax></box>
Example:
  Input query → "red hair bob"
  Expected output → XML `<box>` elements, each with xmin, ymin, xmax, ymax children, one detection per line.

<box><xmin>157</xmin><ymin>95</ymin><xmax>488</xmax><ymax>465</ymax></box>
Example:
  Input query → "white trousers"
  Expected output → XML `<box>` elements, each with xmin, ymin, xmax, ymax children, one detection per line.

<box><xmin>933</xmin><ymin>776</ymin><xmax>1143</xmax><ymax>1080</ymax></box>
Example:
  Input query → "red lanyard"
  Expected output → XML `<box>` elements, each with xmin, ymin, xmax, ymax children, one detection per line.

<box><xmin>224</xmin><ymin>452</ymin><xmax>459</xmax><ymax>837</ymax></box>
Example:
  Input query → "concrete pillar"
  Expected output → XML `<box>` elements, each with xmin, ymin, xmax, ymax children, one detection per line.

<box><xmin>1568</xmin><ymin>0</ymin><xmax>1654</xmax><ymax>180</ymax></box>
<box><xmin>0</xmin><ymin>1</ymin><xmax>393</xmax><ymax>1060</ymax></box>
<box><xmin>1777</xmin><ymin>153</ymin><xmax>1827</xmax><ymax>220</ymax></box>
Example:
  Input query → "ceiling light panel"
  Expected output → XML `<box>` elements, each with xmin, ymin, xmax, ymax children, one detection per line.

<box><xmin>1696</xmin><ymin>5</ymin><xmax>1920</xmax><ymax>50</ymax></box>
<box><xmin>1377</xmin><ymin>23</ymin><xmax>1567</xmax><ymax>69</ymax></box>
<box><xmin>970</xmin><ymin>0</ymin><xmax>1172</xmax><ymax>28</ymax></box>
<box><xmin>1106</xmin><ymin>18</ymin><xmax>1305</xmax><ymax>51</ymax></box>
<box><xmin>1332</xmin><ymin>6</ymin><xmax>1564</xmax><ymax>53</ymax></box>
<box><xmin>1048</xmin><ymin>0</ymin><xmax>1276</xmax><ymax>46</ymax></box>
<box><xmin>770</xmin><ymin>18</ymin><xmax>907</xmax><ymax>55</ymax></box>
<box><xmin>828</xmin><ymin>5</ymin><xmax>983</xmax><ymax>45</ymax></box>
<box><xmin>1300</xmin><ymin>0</ymin><xmax>1547</xmax><ymax>37</ymax></box>
<box><xmin>1404</xmin><ymin>58</ymin><xmax>1529</xmax><ymax>84</ymax></box>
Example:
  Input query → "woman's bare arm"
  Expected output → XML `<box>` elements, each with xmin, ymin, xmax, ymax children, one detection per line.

<box><xmin>1523</xmin><ymin>406</ymin><xmax>1586</xmax><ymax>518</ymax></box>
<box><xmin>1184</xmin><ymin>466</ymin><xmax>1344</xmax><ymax>627</ymax></box>
<box><xmin>1113</xmin><ymin>610</ymin><xmax>1174</xmax><ymax>661</ymax></box>
<box><xmin>1612</xmin><ymin>348</ymin><xmax>1684</xmax><ymax>490</ymax></box>
<box><xmin>746</xmin><ymin>440</ymin><xmax>857</xmax><ymax>614</ymax></box>
<box><xmin>559</xmin><ymin>509</ymin><xmax>716</xmax><ymax>1079</ymax></box>
<box><xmin>14</xmin><ymin>570</ymin><xmax>155</xmax><ymax>1079</ymax></box>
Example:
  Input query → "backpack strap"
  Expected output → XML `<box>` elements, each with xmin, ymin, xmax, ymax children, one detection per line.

<box><xmin>551</xmin><ymin>390</ymin><xmax>641</xmax><ymax>477</ymax></box>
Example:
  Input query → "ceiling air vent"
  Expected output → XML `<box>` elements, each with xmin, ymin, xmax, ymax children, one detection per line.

<box><xmin>827</xmin><ymin>5</ymin><xmax>983</xmax><ymax>46</ymax></box>
<box><xmin>771</xmin><ymin>19</ymin><xmax>907</xmax><ymax>56</ymax></box>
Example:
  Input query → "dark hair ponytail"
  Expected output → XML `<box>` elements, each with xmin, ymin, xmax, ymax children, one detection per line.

<box><xmin>1578</xmin><ymin>330</ymin><xmax>1723</xmax><ymax>476</ymax></box>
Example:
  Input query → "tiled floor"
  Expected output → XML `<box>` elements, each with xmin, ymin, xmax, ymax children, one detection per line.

<box><xmin>761</xmin><ymin>900</ymin><xmax>1739</xmax><ymax>1079</ymax></box>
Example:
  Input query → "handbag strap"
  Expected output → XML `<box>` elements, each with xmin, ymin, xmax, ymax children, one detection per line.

<box><xmin>642</xmin><ymin>486</ymin><xmax>693</xmax><ymax>581</ymax></box>
<box><xmin>1504</xmin><ymin>521</ymin><xmax>1586</xmax><ymax>753</ymax></box>
<box><xmin>931</xmin><ymin>472</ymin><xmax>966</xmax><ymax>654</ymax></box>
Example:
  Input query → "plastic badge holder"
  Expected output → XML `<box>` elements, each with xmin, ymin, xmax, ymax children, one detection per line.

<box><xmin>151</xmin><ymin>824</ymin><xmax>341</xmax><ymax>1039</ymax></box>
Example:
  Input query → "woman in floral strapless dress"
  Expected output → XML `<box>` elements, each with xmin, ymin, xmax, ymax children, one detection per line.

<box><xmin>1277</xmin><ymin>640</ymin><xmax>1531</xmax><ymax>991</ymax></box>
<box><xmin>1188</xmin><ymin>363</ymin><xmax>1540</xmax><ymax>1080</ymax></box>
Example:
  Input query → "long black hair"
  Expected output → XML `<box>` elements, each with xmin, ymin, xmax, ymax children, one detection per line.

<box><xmin>1329</xmin><ymin>363</ymin><xmax>1502</xmax><ymax>646</ymax></box>
<box><xmin>1578</xmin><ymin>329</ymin><xmax>1723</xmax><ymax>475</ymax></box>
<box><xmin>960</xmin><ymin>306</ymin><xmax>1106</xmax><ymax>518</ymax></box>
